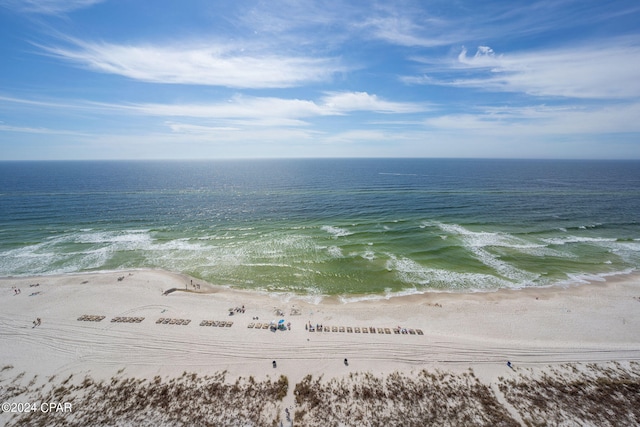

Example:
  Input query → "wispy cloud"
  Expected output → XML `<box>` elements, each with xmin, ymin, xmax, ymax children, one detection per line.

<box><xmin>37</xmin><ymin>38</ymin><xmax>347</xmax><ymax>88</ymax></box>
<box><xmin>0</xmin><ymin>92</ymin><xmax>425</xmax><ymax>133</ymax></box>
<box><xmin>0</xmin><ymin>0</ymin><xmax>104</xmax><ymax>14</ymax></box>
<box><xmin>106</xmin><ymin>92</ymin><xmax>426</xmax><ymax>124</ymax></box>
<box><xmin>321</xmin><ymin>92</ymin><xmax>425</xmax><ymax>113</ymax></box>
<box><xmin>416</xmin><ymin>38</ymin><xmax>640</xmax><ymax>99</ymax></box>
<box><xmin>0</xmin><ymin>123</ymin><xmax>88</xmax><ymax>136</ymax></box>
<box><xmin>360</xmin><ymin>14</ymin><xmax>450</xmax><ymax>47</ymax></box>
<box><xmin>424</xmin><ymin>102</ymin><xmax>640</xmax><ymax>135</ymax></box>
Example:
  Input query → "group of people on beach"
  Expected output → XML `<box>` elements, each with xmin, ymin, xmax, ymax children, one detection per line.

<box><xmin>11</xmin><ymin>283</ymin><xmax>42</xmax><ymax>296</ymax></box>
<box><xmin>32</xmin><ymin>318</ymin><xmax>41</xmax><ymax>328</ymax></box>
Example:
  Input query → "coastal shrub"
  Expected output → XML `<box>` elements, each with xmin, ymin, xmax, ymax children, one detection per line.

<box><xmin>3</xmin><ymin>371</ymin><xmax>286</xmax><ymax>426</ymax></box>
<box><xmin>5</xmin><ymin>363</ymin><xmax>640</xmax><ymax>426</ymax></box>
<box><xmin>498</xmin><ymin>362</ymin><xmax>640</xmax><ymax>426</ymax></box>
<box><xmin>293</xmin><ymin>370</ymin><xmax>519</xmax><ymax>427</ymax></box>
<box><xmin>275</xmin><ymin>375</ymin><xmax>288</xmax><ymax>401</ymax></box>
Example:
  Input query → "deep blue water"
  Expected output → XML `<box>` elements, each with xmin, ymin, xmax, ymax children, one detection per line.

<box><xmin>1</xmin><ymin>159</ymin><xmax>639</xmax><ymax>297</ymax></box>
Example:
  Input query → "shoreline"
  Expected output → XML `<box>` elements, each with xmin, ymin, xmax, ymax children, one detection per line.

<box><xmin>1</xmin><ymin>265</ymin><xmax>638</xmax><ymax>304</ymax></box>
<box><xmin>1</xmin><ymin>268</ymin><xmax>639</xmax><ymax>425</ymax></box>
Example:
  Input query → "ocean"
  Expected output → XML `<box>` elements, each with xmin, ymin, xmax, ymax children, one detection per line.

<box><xmin>1</xmin><ymin>159</ymin><xmax>639</xmax><ymax>299</ymax></box>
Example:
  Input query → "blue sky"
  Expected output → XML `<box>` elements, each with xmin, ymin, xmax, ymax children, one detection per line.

<box><xmin>1</xmin><ymin>0</ymin><xmax>639</xmax><ymax>160</ymax></box>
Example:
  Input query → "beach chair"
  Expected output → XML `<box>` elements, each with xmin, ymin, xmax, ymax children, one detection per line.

<box><xmin>332</xmin><ymin>326</ymin><xmax>338</xmax><ymax>332</ymax></box>
<box><xmin>393</xmin><ymin>328</ymin><xmax>400</xmax><ymax>334</ymax></box>
<box><xmin>324</xmin><ymin>326</ymin><xmax>330</xmax><ymax>332</ymax></box>
<box><xmin>183</xmin><ymin>319</ymin><xmax>191</xmax><ymax>325</ymax></box>
<box><xmin>262</xmin><ymin>323</ymin><xmax>269</xmax><ymax>329</ymax></box>
<box><xmin>377</xmin><ymin>328</ymin><xmax>384</xmax><ymax>334</ymax></box>
<box><xmin>370</xmin><ymin>327</ymin><xmax>376</xmax><ymax>334</ymax></box>
<box><xmin>346</xmin><ymin>327</ymin><xmax>353</xmax><ymax>333</ymax></box>
<box><xmin>416</xmin><ymin>329</ymin><xmax>424</xmax><ymax>335</ymax></box>
<box><xmin>158</xmin><ymin>318</ymin><xmax>166</xmax><ymax>324</ymax></box>
<box><xmin>408</xmin><ymin>329</ymin><xmax>415</xmax><ymax>335</ymax></box>
<box><xmin>248</xmin><ymin>323</ymin><xmax>255</xmax><ymax>328</ymax></box>
<box><xmin>339</xmin><ymin>326</ymin><xmax>345</xmax><ymax>332</ymax></box>
<box><xmin>226</xmin><ymin>321</ymin><xmax>233</xmax><ymax>327</ymax></box>
<box><xmin>384</xmin><ymin>328</ymin><xmax>391</xmax><ymax>334</ymax></box>
<box><xmin>354</xmin><ymin>327</ymin><xmax>360</xmax><ymax>333</ymax></box>
<box><xmin>362</xmin><ymin>327</ymin><xmax>368</xmax><ymax>333</ymax></box>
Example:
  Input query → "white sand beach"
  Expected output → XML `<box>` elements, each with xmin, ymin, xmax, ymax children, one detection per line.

<box><xmin>1</xmin><ymin>270</ymin><xmax>639</xmax><ymax>426</ymax></box>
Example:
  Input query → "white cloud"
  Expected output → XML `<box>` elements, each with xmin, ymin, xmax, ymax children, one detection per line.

<box><xmin>0</xmin><ymin>0</ymin><xmax>104</xmax><ymax>14</ymax></box>
<box><xmin>424</xmin><ymin>102</ymin><xmax>640</xmax><ymax>135</ymax></box>
<box><xmin>0</xmin><ymin>123</ymin><xmax>88</xmax><ymax>135</ymax></box>
<box><xmin>39</xmin><ymin>39</ymin><xmax>346</xmax><ymax>89</ymax></box>
<box><xmin>449</xmin><ymin>39</ymin><xmax>640</xmax><ymax>99</ymax></box>
<box><xmin>123</xmin><ymin>96</ymin><xmax>327</xmax><ymax>120</ymax></box>
<box><xmin>362</xmin><ymin>15</ymin><xmax>448</xmax><ymax>47</ymax></box>
<box><xmin>103</xmin><ymin>92</ymin><xmax>425</xmax><ymax>125</ymax></box>
<box><xmin>321</xmin><ymin>92</ymin><xmax>424</xmax><ymax>113</ymax></box>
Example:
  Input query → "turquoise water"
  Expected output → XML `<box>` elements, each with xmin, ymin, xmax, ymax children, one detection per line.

<box><xmin>0</xmin><ymin>159</ymin><xmax>639</xmax><ymax>296</ymax></box>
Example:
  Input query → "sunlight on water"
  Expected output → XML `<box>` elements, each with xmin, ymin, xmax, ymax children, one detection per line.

<box><xmin>0</xmin><ymin>159</ymin><xmax>639</xmax><ymax>296</ymax></box>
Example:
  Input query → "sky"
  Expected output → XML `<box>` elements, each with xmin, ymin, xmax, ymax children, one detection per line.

<box><xmin>1</xmin><ymin>0</ymin><xmax>639</xmax><ymax>160</ymax></box>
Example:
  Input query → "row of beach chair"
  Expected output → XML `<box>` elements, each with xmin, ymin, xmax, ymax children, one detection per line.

<box><xmin>200</xmin><ymin>320</ymin><xmax>233</xmax><ymax>327</ymax></box>
<box><xmin>156</xmin><ymin>318</ymin><xmax>191</xmax><ymax>325</ymax></box>
<box><xmin>308</xmin><ymin>326</ymin><xmax>423</xmax><ymax>335</ymax></box>
<box><xmin>111</xmin><ymin>317</ymin><xmax>144</xmax><ymax>323</ymax></box>
<box><xmin>247</xmin><ymin>323</ymin><xmax>274</xmax><ymax>329</ymax></box>
<box><xmin>77</xmin><ymin>315</ymin><xmax>105</xmax><ymax>322</ymax></box>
